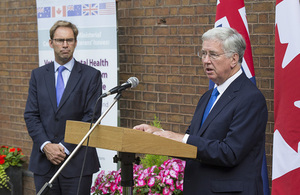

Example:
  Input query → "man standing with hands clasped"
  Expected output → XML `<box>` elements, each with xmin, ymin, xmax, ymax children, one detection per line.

<box><xmin>134</xmin><ymin>27</ymin><xmax>268</xmax><ymax>194</ymax></box>
<box><xmin>24</xmin><ymin>20</ymin><xmax>102</xmax><ymax>194</ymax></box>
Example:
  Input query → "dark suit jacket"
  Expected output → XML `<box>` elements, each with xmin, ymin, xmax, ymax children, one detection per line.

<box><xmin>183</xmin><ymin>73</ymin><xmax>268</xmax><ymax>194</ymax></box>
<box><xmin>24</xmin><ymin>61</ymin><xmax>102</xmax><ymax>177</ymax></box>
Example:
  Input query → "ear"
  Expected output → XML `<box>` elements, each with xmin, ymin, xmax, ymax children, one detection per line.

<box><xmin>49</xmin><ymin>39</ymin><xmax>54</xmax><ymax>48</ymax></box>
<box><xmin>74</xmin><ymin>39</ymin><xmax>77</xmax><ymax>48</ymax></box>
<box><xmin>231</xmin><ymin>53</ymin><xmax>239</xmax><ymax>68</ymax></box>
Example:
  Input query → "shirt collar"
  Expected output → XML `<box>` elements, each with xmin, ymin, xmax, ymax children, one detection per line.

<box><xmin>54</xmin><ymin>58</ymin><xmax>75</xmax><ymax>72</ymax></box>
<box><xmin>216</xmin><ymin>68</ymin><xmax>242</xmax><ymax>95</ymax></box>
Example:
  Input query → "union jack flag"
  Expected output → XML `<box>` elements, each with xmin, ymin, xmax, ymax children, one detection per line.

<box><xmin>83</xmin><ymin>4</ymin><xmax>98</xmax><ymax>16</ymax></box>
<box><xmin>214</xmin><ymin>1</ymin><xmax>270</xmax><ymax>195</ymax></box>
<box><xmin>272</xmin><ymin>0</ymin><xmax>300</xmax><ymax>194</ymax></box>
<box><xmin>214</xmin><ymin>0</ymin><xmax>255</xmax><ymax>86</ymax></box>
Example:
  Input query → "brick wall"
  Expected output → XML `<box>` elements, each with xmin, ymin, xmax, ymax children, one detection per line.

<box><xmin>0</xmin><ymin>0</ymin><xmax>38</xmax><ymax>194</ymax></box>
<box><xmin>0</xmin><ymin>0</ymin><xmax>275</xmax><ymax>194</ymax></box>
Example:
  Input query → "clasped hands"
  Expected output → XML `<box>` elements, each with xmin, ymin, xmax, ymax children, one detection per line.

<box><xmin>43</xmin><ymin>143</ymin><xmax>67</xmax><ymax>165</ymax></box>
<box><xmin>133</xmin><ymin>124</ymin><xmax>184</xmax><ymax>142</ymax></box>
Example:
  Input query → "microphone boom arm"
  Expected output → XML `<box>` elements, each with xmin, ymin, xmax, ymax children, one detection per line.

<box><xmin>37</xmin><ymin>93</ymin><xmax>123</xmax><ymax>195</ymax></box>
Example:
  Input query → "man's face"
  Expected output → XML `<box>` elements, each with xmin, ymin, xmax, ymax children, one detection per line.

<box><xmin>49</xmin><ymin>27</ymin><xmax>77</xmax><ymax>65</ymax></box>
<box><xmin>201</xmin><ymin>39</ymin><xmax>239</xmax><ymax>86</ymax></box>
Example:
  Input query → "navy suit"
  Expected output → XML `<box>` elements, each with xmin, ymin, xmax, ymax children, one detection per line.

<box><xmin>183</xmin><ymin>73</ymin><xmax>267</xmax><ymax>194</ymax></box>
<box><xmin>24</xmin><ymin>61</ymin><xmax>101</xmax><ymax>181</ymax></box>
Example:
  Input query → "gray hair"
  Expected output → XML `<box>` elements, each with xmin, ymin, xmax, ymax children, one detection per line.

<box><xmin>202</xmin><ymin>27</ymin><xmax>246</xmax><ymax>63</ymax></box>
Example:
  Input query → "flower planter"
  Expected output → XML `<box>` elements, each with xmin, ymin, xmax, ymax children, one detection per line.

<box><xmin>0</xmin><ymin>166</ymin><xmax>23</xmax><ymax>195</ymax></box>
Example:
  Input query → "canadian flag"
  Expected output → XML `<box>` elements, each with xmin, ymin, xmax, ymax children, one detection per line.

<box><xmin>272</xmin><ymin>0</ymin><xmax>300</xmax><ymax>194</ymax></box>
<box><xmin>52</xmin><ymin>6</ymin><xmax>66</xmax><ymax>18</ymax></box>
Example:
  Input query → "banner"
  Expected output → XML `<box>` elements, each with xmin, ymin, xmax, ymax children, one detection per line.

<box><xmin>36</xmin><ymin>0</ymin><xmax>118</xmax><ymax>174</ymax></box>
<box><xmin>214</xmin><ymin>1</ymin><xmax>269</xmax><ymax>194</ymax></box>
<box><xmin>272</xmin><ymin>0</ymin><xmax>300</xmax><ymax>194</ymax></box>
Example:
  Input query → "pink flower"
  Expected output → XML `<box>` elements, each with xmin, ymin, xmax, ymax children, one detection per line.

<box><xmin>137</xmin><ymin>179</ymin><xmax>146</xmax><ymax>187</ymax></box>
<box><xmin>176</xmin><ymin>180</ymin><xmax>184</xmax><ymax>191</ymax></box>
<box><xmin>90</xmin><ymin>186</ymin><xmax>95</xmax><ymax>193</ymax></box>
<box><xmin>138</xmin><ymin>172</ymin><xmax>145</xmax><ymax>180</ymax></box>
<box><xmin>91</xmin><ymin>158</ymin><xmax>185</xmax><ymax>194</ymax></box>
<box><xmin>163</xmin><ymin>187</ymin><xmax>172</xmax><ymax>195</ymax></box>
<box><xmin>150</xmin><ymin>165</ymin><xmax>157</xmax><ymax>173</ymax></box>
<box><xmin>172</xmin><ymin>161</ymin><xmax>180</xmax><ymax>172</ymax></box>
<box><xmin>102</xmin><ymin>187</ymin><xmax>108</xmax><ymax>194</ymax></box>
<box><xmin>110</xmin><ymin>183</ymin><xmax>118</xmax><ymax>192</ymax></box>
<box><xmin>148</xmin><ymin>177</ymin><xmax>155</xmax><ymax>187</ymax></box>
<box><xmin>165</xmin><ymin>177</ymin><xmax>174</xmax><ymax>185</ymax></box>
<box><xmin>104</xmin><ymin>182</ymin><xmax>110</xmax><ymax>188</ymax></box>
<box><xmin>169</xmin><ymin>169</ymin><xmax>178</xmax><ymax>178</ymax></box>
<box><xmin>170</xmin><ymin>183</ymin><xmax>175</xmax><ymax>191</ymax></box>
<box><xmin>164</xmin><ymin>170</ymin><xmax>170</xmax><ymax>177</ymax></box>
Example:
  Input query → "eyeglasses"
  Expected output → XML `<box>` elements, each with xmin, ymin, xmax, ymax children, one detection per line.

<box><xmin>197</xmin><ymin>51</ymin><xmax>227</xmax><ymax>60</ymax></box>
<box><xmin>52</xmin><ymin>38</ymin><xmax>76</xmax><ymax>45</ymax></box>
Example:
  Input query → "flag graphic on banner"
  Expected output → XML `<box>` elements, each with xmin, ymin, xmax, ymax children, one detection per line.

<box><xmin>272</xmin><ymin>0</ymin><xmax>300</xmax><ymax>194</ymax></box>
<box><xmin>52</xmin><ymin>6</ymin><xmax>66</xmax><ymax>18</ymax></box>
<box><xmin>214</xmin><ymin>1</ymin><xmax>270</xmax><ymax>194</ymax></box>
<box><xmin>83</xmin><ymin>4</ymin><xmax>98</xmax><ymax>16</ymax></box>
<box><xmin>99</xmin><ymin>2</ymin><xmax>116</xmax><ymax>15</ymax></box>
<box><xmin>37</xmin><ymin>7</ymin><xmax>51</xmax><ymax>18</ymax></box>
<box><xmin>67</xmin><ymin>5</ymin><xmax>82</xmax><ymax>17</ymax></box>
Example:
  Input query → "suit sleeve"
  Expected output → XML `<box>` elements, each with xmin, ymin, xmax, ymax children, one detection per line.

<box><xmin>187</xmin><ymin>90</ymin><xmax>268</xmax><ymax>167</ymax></box>
<box><xmin>81</xmin><ymin>69</ymin><xmax>102</xmax><ymax>123</ymax></box>
<box><xmin>24</xmin><ymin>70</ymin><xmax>50</xmax><ymax>148</ymax></box>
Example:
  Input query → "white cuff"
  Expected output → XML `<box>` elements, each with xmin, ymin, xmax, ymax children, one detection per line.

<box><xmin>40</xmin><ymin>141</ymin><xmax>51</xmax><ymax>153</ymax></box>
<box><xmin>59</xmin><ymin>143</ymin><xmax>70</xmax><ymax>155</ymax></box>
<box><xmin>182</xmin><ymin>134</ymin><xmax>189</xmax><ymax>143</ymax></box>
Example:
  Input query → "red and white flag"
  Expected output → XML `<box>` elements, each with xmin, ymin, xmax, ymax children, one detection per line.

<box><xmin>215</xmin><ymin>1</ymin><xmax>269</xmax><ymax>194</ymax></box>
<box><xmin>214</xmin><ymin>0</ymin><xmax>255</xmax><ymax>84</ymax></box>
<box><xmin>52</xmin><ymin>6</ymin><xmax>66</xmax><ymax>18</ymax></box>
<box><xmin>273</xmin><ymin>0</ymin><xmax>300</xmax><ymax>194</ymax></box>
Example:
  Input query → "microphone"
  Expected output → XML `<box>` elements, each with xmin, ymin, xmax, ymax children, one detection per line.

<box><xmin>101</xmin><ymin>77</ymin><xmax>139</xmax><ymax>98</ymax></box>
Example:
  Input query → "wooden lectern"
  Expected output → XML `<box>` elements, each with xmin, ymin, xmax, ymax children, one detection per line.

<box><xmin>65</xmin><ymin>120</ymin><xmax>197</xmax><ymax>159</ymax></box>
<box><xmin>64</xmin><ymin>120</ymin><xmax>197</xmax><ymax>194</ymax></box>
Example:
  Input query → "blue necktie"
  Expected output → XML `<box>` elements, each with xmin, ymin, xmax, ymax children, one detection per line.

<box><xmin>201</xmin><ymin>87</ymin><xmax>219</xmax><ymax>126</ymax></box>
<box><xmin>56</xmin><ymin>66</ymin><xmax>66</xmax><ymax>107</ymax></box>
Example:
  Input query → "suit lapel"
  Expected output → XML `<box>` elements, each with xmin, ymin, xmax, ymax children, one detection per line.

<box><xmin>44</xmin><ymin>63</ymin><xmax>57</xmax><ymax>112</ymax></box>
<box><xmin>57</xmin><ymin>61</ymin><xmax>81</xmax><ymax>111</ymax></box>
<box><xmin>198</xmin><ymin>73</ymin><xmax>246</xmax><ymax>136</ymax></box>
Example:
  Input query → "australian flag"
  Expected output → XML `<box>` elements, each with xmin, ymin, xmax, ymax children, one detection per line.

<box><xmin>214</xmin><ymin>1</ymin><xmax>270</xmax><ymax>195</ymax></box>
<box><xmin>37</xmin><ymin>7</ymin><xmax>51</xmax><ymax>18</ymax></box>
<box><xmin>67</xmin><ymin>5</ymin><xmax>82</xmax><ymax>17</ymax></box>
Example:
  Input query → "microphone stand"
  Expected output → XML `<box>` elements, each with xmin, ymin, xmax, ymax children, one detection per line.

<box><xmin>37</xmin><ymin>93</ymin><xmax>122</xmax><ymax>195</ymax></box>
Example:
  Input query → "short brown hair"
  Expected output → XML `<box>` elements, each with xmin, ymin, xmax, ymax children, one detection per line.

<box><xmin>49</xmin><ymin>20</ymin><xmax>79</xmax><ymax>40</ymax></box>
